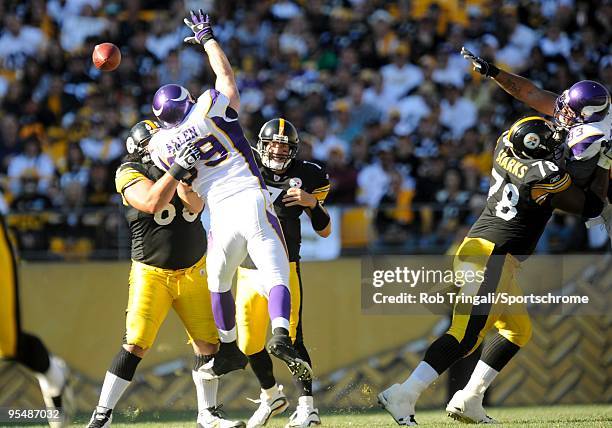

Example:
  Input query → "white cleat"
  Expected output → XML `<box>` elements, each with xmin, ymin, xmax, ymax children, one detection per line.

<box><xmin>87</xmin><ymin>406</ymin><xmax>112</xmax><ymax>428</ymax></box>
<box><xmin>197</xmin><ymin>405</ymin><xmax>246</xmax><ymax>428</ymax></box>
<box><xmin>285</xmin><ymin>396</ymin><xmax>321</xmax><ymax>427</ymax></box>
<box><xmin>377</xmin><ymin>384</ymin><xmax>418</xmax><ymax>426</ymax></box>
<box><xmin>38</xmin><ymin>356</ymin><xmax>73</xmax><ymax>428</ymax></box>
<box><xmin>247</xmin><ymin>385</ymin><xmax>289</xmax><ymax>428</ymax></box>
<box><xmin>446</xmin><ymin>389</ymin><xmax>497</xmax><ymax>424</ymax></box>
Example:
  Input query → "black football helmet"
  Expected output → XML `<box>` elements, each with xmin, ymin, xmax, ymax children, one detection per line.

<box><xmin>505</xmin><ymin>116</ymin><xmax>561</xmax><ymax>160</ymax></box>
<box><xmin>257</xmin><ymin>118</ymin><xmax>299</xmax><ymax>171</ymax></box>
<box><xmin>126</xmin><ymin>119</ymin><xmax>160</xmax><ymax>163</ymax></box>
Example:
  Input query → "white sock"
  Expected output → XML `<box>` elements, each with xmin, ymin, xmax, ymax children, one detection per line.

<box><xmin>400</xmin><ymin>361</ymin><xmax>439</xmax><ymax>397</ymax></box>
<box><xmin>193</xmin><ymin>370</ymin><xmax>218</xmax><ymax>411</ymax></box>
<box><xmin>262</xmin><ymin>384</ymin><xmax>279</xmax><ymax>399</ymax></box>
<box><xmin>271</xmin><ymin>317</ymin><xmax>290</xmax><ymax>332</ymax></box>
<box><xmin>218</xmin><ymin>327</ymin><xmax>237</xmax><ymax>343</ymax></box>
<box><xmin>463</xmin><ymin>361</ymin><xmax>499</xmax><ymax>396</ymax></box>
<box><xmin>298</xmin><ymin>395</ymin><xmax>314</xmax><ymax>408</ymax></box>
<box><xmin>35</xmin><ymin>356</ymin><xmax>66</xmax><ymax>397</ymax></box>
<box><xmin>98</xmin><ymin>372</ymin><xmax>131</xmax><ymax>409</ymax></box>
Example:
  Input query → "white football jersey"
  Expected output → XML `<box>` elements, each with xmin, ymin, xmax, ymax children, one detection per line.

<box><xmin>566</xmin><ymin>109</ymin><xmax>612</xmax><ymax>161</ymax></box>
<box><xmin>149</xmin><ymin>89</ymin><xmax>264</xmax><ymax>206</ymax></box>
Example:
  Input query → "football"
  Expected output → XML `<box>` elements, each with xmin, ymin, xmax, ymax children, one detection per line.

<box><xmin>92</xmin><ymin>42</ymin><xmax>121</xmax><ymax>71</ymax></box>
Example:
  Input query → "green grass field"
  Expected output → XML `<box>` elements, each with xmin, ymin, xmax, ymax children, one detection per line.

<box><xmin>22</xmin><ymin>404</ymin><xmax>610</xmax><ymax>427</ymax></box>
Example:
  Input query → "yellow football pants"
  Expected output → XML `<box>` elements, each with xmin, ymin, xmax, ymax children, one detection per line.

<box><xmin>125</xmin><ymin>256</ymin><xmax>218</xmax><ymax>349</ymax></box>
<box><xmin>0</xmin><ymin>216</ymin><xmax>19</xmax><ymax>359</ymax></box>
<box><xmin>447</xmin><ymin>237</ymin><xmax>532</xmax><ymax>356</ymax></box>
<box><xmin>236</xmin><ymin>262</ymin><xmax>301</xmax><ymax>356</ymax></box>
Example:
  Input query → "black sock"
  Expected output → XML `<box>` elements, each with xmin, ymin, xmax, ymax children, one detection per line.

<box><xmin>248</xmin><ymin>349</ymin><xmax>276</xmax><ymax>390</ymax></box>
<box><xmin>194</xmin><ymin>354</ymin><xmax>214</xmax><ymax>370</ymax></box>
<box><xmin>294</xmin><ymin>341</ymin><xmax>313</xmax><ymax>395</ymax></box>
<box><xmin>481</xmin><ymin>334</ymin><xmax>520</xmax><ymax>372</ymax></box>
<box><xmin>17</xmin><ymin>333</ymin><xmax>50</xmax><ymax>374</ymax></box>
<box><xmin>109</xmin><ymin>348</ymin><xmax>142</xmax><ymax>381</ymax></box>
<box><xmin>423</xmin><ymin>334</ymin><xmax>463</xmax><ymax>375</ymax></box>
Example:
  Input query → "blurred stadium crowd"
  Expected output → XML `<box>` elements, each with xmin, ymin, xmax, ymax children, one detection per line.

<box><xmin>0</xmin><ymin>0</ymin><xmax>610</xmax><ymax>259</ymax></box>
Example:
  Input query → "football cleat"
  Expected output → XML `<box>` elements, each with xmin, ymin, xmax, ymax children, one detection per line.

<box><xmin>446</xmin><ymin>389</ymin><xmax>497</xmax><ymax>424</ymax></box>
<box><xmin>285</xmin><ymin>396</ymin><xmax>321</xmax><ymax>428</ymax></box>
<box><xmin>266</xmin><ymin>332</ymin><xmax>313</xmax><ymax>381</ymax></box>
<box><xmin>198</xmin><ymin>405</ymin><xmax>246</xmax><ymax>428</ymax></box>
<box><xmin>378</xmin><ymin>384</ymin><xmax>418</xmax><ymax>426</ymax></box>
<box><xmin>246</xmin><ymin>384</ymin><xmax>289</xmax><ymax>428</ymax></box>
<box><xmin>87</xmin><ymin>406</ymin><xmax>112</xmax><ymax>428</ymax></box>
<box><xmin>37</xmin><ymin>356</ymin><xmax>73</xmax><ymax>428</ymax></box>
<box><xmin>201</xmin><ymin>341</ymin><xmax>248</xmax><ymax>379</ymax></box>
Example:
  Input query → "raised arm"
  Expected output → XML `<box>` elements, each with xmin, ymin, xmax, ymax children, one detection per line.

<box><xmin>204</xmin><ymin>40</ymin><xmax>240</xmax><ymax>111</ymax></box>
<box><xmin>183</xmin><ymin>10</ymin><xmax>240</xmax><ymax>111</ymax></box>
<box><xmin>461</xmin><ymin>47</ymin><xmax>559</xmax><ymax>116</ymax></box>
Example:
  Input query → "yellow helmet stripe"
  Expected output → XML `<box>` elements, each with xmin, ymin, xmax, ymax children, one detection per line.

<box><xmin>144</xmin><ymin>119</ymin><xmax>159</xmax><ymax>129</ymax></box>
<box><xmin>508</xmin><ymin>116</ymin><xmax>550</xmax><ymax>140</ymax></box>
<box><xmin>278</xmin><ymin>118</ymin><xmax>285</xmax><ymax>136</ymax></box>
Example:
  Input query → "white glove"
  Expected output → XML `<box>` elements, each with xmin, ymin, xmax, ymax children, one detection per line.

<box><xmin>597</xmin><ymin>140</ymin><xmax>612</xmax><ymax>169</ymax></box>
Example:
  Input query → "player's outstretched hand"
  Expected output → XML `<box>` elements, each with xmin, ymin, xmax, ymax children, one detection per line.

<box><xmin>184</xmin><ymin>9</ymin><xmax>214</xmax><ymax>45</ymax></box>
<box><xmin>461</xmin><ymin>46</ymin><xmax>499</xmax><ymax>78</ymax></box>
<box><xmin>175</xmin><ymin>142</ymin><xmax>201</xmax><ymax>171</ymax></box>
<box><xmin>282</xmin><ymin>187</ymin><xmax>318</xmax><ymax>208</ymax></box>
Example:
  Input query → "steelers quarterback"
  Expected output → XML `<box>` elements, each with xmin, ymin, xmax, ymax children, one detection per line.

<box><xmin>0</xmin><ymin>213</ymin><xmax>72</xmax><ymax>427</ymax></box>
<box><xmin>379</xmin><ymin>116</ymin><xmax>610</xmax><ymax>425</ymax></box>
<box><xmin>236</xmin><ymin>118</ymin><xmax>331</xmax><ymax>428</ymax></box>
<box><xmin>87</xmin><ymin>120</ymin><xmax>244</xmax><ymax>428</ymax></box>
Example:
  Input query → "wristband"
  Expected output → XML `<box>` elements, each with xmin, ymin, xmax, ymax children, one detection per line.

<box><xmin>310</xmin><ymin>202</ymin><xmax>330</xmax><ymax>231</ymax></box>
<box><xmin>168</xmin><ymin>163</ymin><xmax>190</xmax><ymax>181</ymax></box>
<box><xmin>487</xmin><ymin>63</ymin><xmax>500</xmax><ymax>78</ymax></box>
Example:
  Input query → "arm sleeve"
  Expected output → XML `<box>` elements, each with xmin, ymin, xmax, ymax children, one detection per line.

<box><xmin>311</xmin><ymin>167</ymin><xmax>331</xmax><ymax>204</ymax></box>
<box><xmin>115</xmin><ymin>162</ymin><xmax>148</xmax><ymax>195</ymax></box>
<box><xmin>530</xmin><ymin>171</ymin><xmax>572</xmax><ymax>205</ymax></box>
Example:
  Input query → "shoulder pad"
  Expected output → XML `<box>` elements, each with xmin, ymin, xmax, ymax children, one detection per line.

<box><xmin>567</xmin><ymin>123</ymin><xmax>606</xmax><ymax>160</ymax></box>
<box><xmin>115</xmin><ymin>162</ymin><xmax>148</xmax><ymax>194</ymax></box>
<box><xmin>116</xmin><ymin>162</ymin><xmax>147</xmax><ymax>177</ymax></box>
<box><xmin>200</xmin><ymin>89</ymin><xmax>231</xmax><ymax>119</ymax></box>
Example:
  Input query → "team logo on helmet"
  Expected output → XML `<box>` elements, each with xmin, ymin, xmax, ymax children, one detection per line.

<box><xmin>126</xmin><ymin>136</ymin><xmax>137</xmax><ymax>154</ymax></box>
<box><xmin>523</xmin><ymin>133</ymin><xmax>540</xmax><ymax>149</ymax></box>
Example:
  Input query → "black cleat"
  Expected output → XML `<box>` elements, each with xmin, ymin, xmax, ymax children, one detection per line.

<box><xmin>209</xmin><ymin>341</ymin><xmax>248</xmax><ymax>377</ymax></box>
<box><xmin>87</xmin><ymin>406</ymin><xmax>112</xmax><ymax>428</ymax></box>
<box><xmin>266</xmin><ymin>330</ymin><xmax>313</xmax><ymax>381</ymax></box>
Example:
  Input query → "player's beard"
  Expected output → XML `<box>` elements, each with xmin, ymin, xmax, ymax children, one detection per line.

<box><xmin>264</xmin><ymin>153</ymin><xmax>290</xmax><ymax>171</ymax></box>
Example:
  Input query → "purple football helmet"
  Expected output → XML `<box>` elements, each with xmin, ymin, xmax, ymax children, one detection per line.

<box><xmin>152</xmin><ymin>84</ymin><xmax>195</xmax><ymax>128</ymax></box>
<box><xmin>554</xmin><ymin>80</ymin><xmax>610</xmax><ymax>128</ymax></box>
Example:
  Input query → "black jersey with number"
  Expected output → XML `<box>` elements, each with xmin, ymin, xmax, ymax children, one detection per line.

<box><xmin>243</xmin><ymin>156</ymin><xmax>330</xmax><ymax>265</ymax></box>
<box><xmin>469</xmin><ymin>133</ymin><xmax>572</xmax><ymax>258</ymax></box>
<box><xmin>115</xmin><ymin>161</ymin><xmax>206</xmax><ymax>269</ymax></box>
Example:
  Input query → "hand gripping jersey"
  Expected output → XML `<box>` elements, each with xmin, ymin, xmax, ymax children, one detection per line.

<box><xmin>564</xmin><ymin>109</ymin><xmax>611</xmax><ymax>188</ymax></box>
<box><xmin>243</xmin><ymin>156</ymin><xmax>330</xmax><ymax>265</ymax></box>
<box><xmin>469</xmin><ymin>133</ymin><xmax>572</xmax><ymax>258</ymax></box>
<box><xmin>149</xmin><ymin>89</ymin><xmax>264</xmax><ymax>207</ymax></box>
<box><xmin>115</xmin><ymin>161</ymin><xmax>207</xmax><ymax>269</ymax></box>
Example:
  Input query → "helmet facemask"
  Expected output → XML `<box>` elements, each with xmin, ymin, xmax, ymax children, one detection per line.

<box><xmin>258</xmin><ymin>134</ymin><xmax>298</xmax><ymax>172</ymax></box>
<box><xmin>553</xmin><ymin>91</ymin><xmax>577</xmax><ymax>129</ymax></box>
